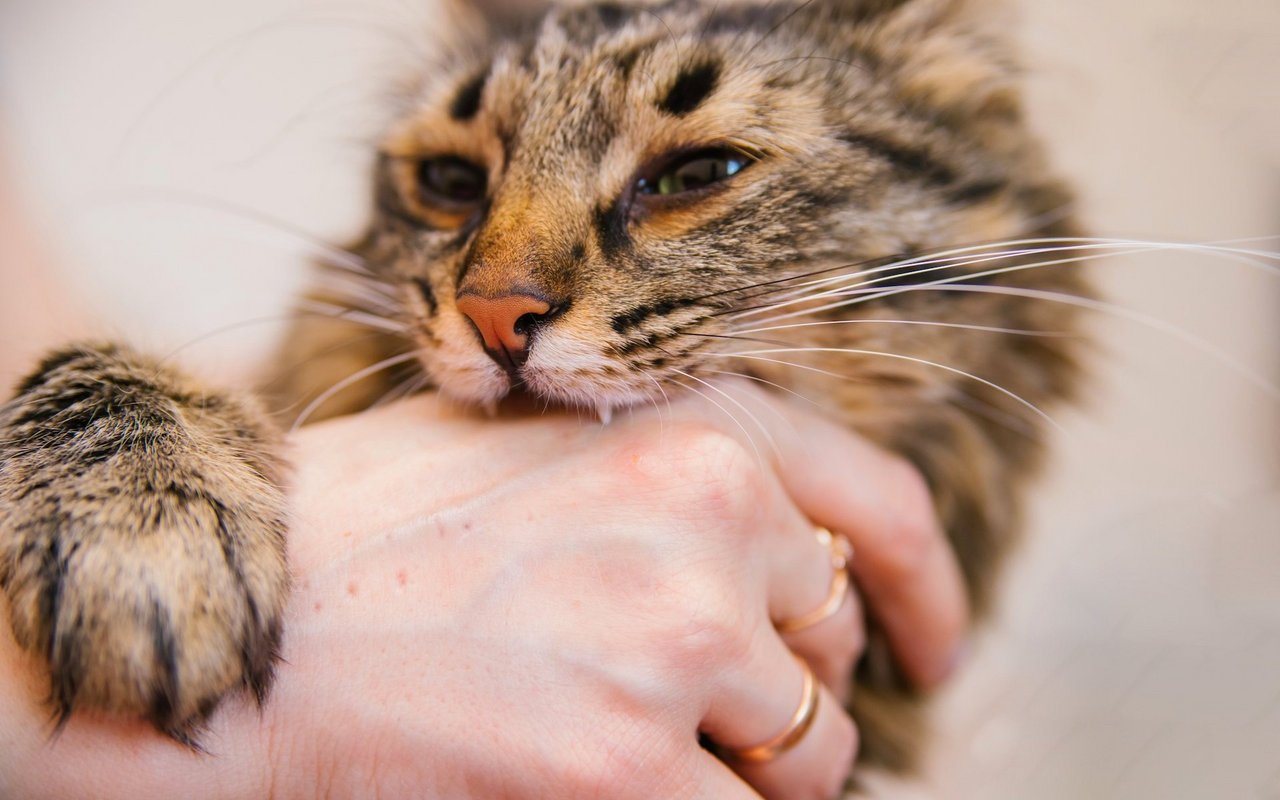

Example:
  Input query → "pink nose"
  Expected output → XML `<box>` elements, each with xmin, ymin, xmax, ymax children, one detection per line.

<box><xmin>455</xmin><ymin>292</ymin><xmax>553</xmax><ymax>367</ymax></box>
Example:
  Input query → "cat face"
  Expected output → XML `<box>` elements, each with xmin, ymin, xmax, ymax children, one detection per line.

<box><xmin>358</xmin><ymin>0</ymin><xmax>1063</xmax><ymax>415</ymax></box>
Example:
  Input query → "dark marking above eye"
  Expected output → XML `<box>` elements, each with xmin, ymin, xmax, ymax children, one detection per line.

<box><xmin>658</xmin><ymin>61</ymin><xmax>720</xmax><ymax>116</ymax></box>
<box><xmin>570</xmin><ymin>242</ymin><xmax>587</xmax><ymax>261</ymax></box>
<box><xmin>839</xmin><ymin>130</ymin><xmax>957</xmax><ymax>187</ymax></box>
<box><xmin>947</xmin><ymin>178</ymin><xmax>1008</xmax><ymax>205</ymax></box>
<box><xmin>449</xmin><ymin>69</ymin><xmax>489</xmax><ymax>121</ymax></box>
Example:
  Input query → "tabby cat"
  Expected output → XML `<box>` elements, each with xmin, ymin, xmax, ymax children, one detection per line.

<box><xmin>0</xmin><ymin>0</ymin><xmax>1089</xmax><ymax>781</ymax></box>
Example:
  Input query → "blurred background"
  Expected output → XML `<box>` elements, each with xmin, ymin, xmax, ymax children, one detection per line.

<box><xmin>1</xmin><ymin>0</ymin><xmax>1277</xmax><ymax>796</ymax></box>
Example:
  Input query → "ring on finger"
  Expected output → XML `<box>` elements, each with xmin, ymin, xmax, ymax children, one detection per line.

<box><xmin>774</xmin><ymin>527</ymin><xmax>854</xmax><ymax>635</ymax></box>
<box><xmin>716</xmin><ymin>658</ymin><xmax>820</xmax><ymax>764</ymax></box>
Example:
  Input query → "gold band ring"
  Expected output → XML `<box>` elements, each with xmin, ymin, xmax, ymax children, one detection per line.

<box><xmin>775</xmin><ymin>527</ymin><xmax>854</xmax><ymax>635</ymax></box>
<box><xmin>718</xmin><ymin>658</ymin><xmax>820</xmax><ymax>764</ymax></box>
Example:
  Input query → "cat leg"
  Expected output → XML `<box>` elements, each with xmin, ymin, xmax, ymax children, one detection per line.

<box><xmin>0</xmin><ymin>343</ymin><xmax>288</xmax><ymax>745</ymax></box>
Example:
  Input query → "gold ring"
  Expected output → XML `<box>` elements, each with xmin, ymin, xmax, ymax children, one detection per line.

<box><xmin>717</xmin><ymin>658</ymin><xmax>820</xmax><ymax>764</ymax></box>
<box><xmin>775</xmin><ymin>527</ymin><xmax>854</xmax><ymax>635</ymax></box>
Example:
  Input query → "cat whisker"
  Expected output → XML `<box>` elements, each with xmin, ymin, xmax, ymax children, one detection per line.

<box><xmin>847</xmin><ymin>283</ymin><xmax>1280</xmax><ymax>399</ymax></box>
<box><xmin>730</xmin><ymin>318</ymin><xmax>1075</xmax><ymax>339</ymax></box>
<box><xmin>717</xmin><ymin>237</ymin><xmax>1280</xmax><ymax>318</ymax></box>
<box><xmin>154</xmin><ymin>305</ymin><xmax>404</xmax><ymax>373</ymax></box>
<box><xmin>294</xmin><ymin>299</ymin><xmax>407</xmax><ymax>333</ymax></box>
<box><xmin>692</xmin><ymin>237</ymin><xmax>1076</xmax><ymax>305</ymax></box>
<box><xmin>289</xmin><ymin>350</ymin><xmax>423</xmax><ymax>432</ymax></box>
<box><xmin>680</xmin><ymin>330</ymin><xmax>797</xmax><ymax>348</ymax></box>
<box><xmin>700</xmin><ymin>357</ymin><xmax>1046</xmax><ymax>444</ymax></box>
<box><xmin>700</xmin><ymin>368</ymin><xmax>832</xmax><ymax>421</ymax></box>
<box><xmin>88</xmin><ymin>186</ymin><xmax>374</xmax><ymax>275</ymax></box>
<box><xmin>727</xmin><ymin>243</ymin><xmax>1144</xmax><ymax>320</ymax></box>
<box><xmin>368</xmin><ymin>369</ymin><xmax>431</xmax><ymax>411</ymax></box>
<box><xmin>735</xmin><ymin>244</ymin><xmax>1174</xmax><ymax>327</ymax></box>
<box><xmin>711</xmin><ymin>347</ymin><xmax>1062</xmax><ymax>432</ymax></box>
<box><xmin>948</xmin><ymin>390</ymin><xmax>1046</xmax><ymax>443</ymax></box>
<box><xmin>752</xmin><ymin>0</ymin><xmax>821</xmax><ymax>51</ymax></box>
<box><xmin>311</xmin><ymin>268</ymin><xmax>398</xmax><ymax>298</ymax></box>
<box><xmin>670</xmin><ymin>369</ymin><xmax>776</xmax><ymax>464</ymax></box>
<box><xmin>637</xmin><ymin>370</ymin><xmax>675</xmax><ymax>430</ymax></box>
<box><xmin>259</xmin><ymin>330</ymin><xmax>398</xmax><ymax>398</ymax></box>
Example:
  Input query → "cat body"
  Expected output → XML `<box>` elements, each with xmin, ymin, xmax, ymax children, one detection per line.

<box><xmin>0</xmin><ymin>0</ymin><xmax>1089</xmax><ymax>779</ymax></box>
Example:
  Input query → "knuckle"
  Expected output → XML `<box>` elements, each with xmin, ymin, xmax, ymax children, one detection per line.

<box><xmin>676</xmin><ymin>425</ymin><xmax>763</xmax><ymax>520</ymax></box>
<box><xmin>618</xmin><ymin>422</ymin><xmax>764</xmax><ymax>525</ymax></box>
<box><xmin>653</xmin><ymin>585</ymin><xmax>752</xmax><ymax>676</ymax></box>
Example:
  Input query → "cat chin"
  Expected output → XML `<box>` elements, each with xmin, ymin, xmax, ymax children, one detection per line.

<box><xmin>430</xmin><ymin>358</ymin><xmax>656</xmax><ymax>425</ymax></box>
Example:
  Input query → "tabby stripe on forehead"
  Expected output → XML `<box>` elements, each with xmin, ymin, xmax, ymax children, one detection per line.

<box><xmin>658</xmin><ymin>62</ymin><xmax>721</xmax><ymax>116</ymax></box>
<box><xmin>449</xmin><ymin>68</ymin><xmax>489</xmax><ymax>122</ymax></box>
<box><xmin>839</xmin><ymin>131</ymin><xmax>957</xmax><ymax>187</ymax></box>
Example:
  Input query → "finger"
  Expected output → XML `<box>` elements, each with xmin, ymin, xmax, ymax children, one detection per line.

<box><xmin>776</xmin><ymin>404</ymin><xmax>968</xmax><ymax>688</ymax></box>
<box><xmin>680</xmin><ymin>383</ymin><xmax>970</xmax><ymax>689</ymax></box>
<box><xmin>748</xmin><ymin>480</ymin><xmax>866</xmax><ymax>702</ymax></box>
<box><xmin>732</xmin><ymin>683</ymin><xmax>857</xmax><ymax>800</ymax></box>
<box><xmin>702</xmin><ymin>631</ymin><xmax>859</xmax><ymax>800</ymax></box>
<box><xmin>756</xmin><ymin>499</ymin><xmax>866</xmax><ymax>700</ymax></box>
<box><xmin>776</xmin><ymin>544</ymin><xmax>866</xmax><ymax>703</ymax></box>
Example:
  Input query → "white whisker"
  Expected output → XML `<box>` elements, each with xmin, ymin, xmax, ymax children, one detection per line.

<box><xmin>670</xmin><ymin>371</ymin><xmax>772</xmax><ymax>464</ymax></box>
<box><xmin>290</xmin><ymin>351</ymin><xmax>422</xmax><ymax>432</ymax></box>
<box><xmin>699</xmin><ymin>351</ymin><xmax>1048</xmax><ymax>438</ymax></box>
<box><xmin>369</xmin><ymin>370</ymin><xmax>431</xmax><ymax>410</ymax></box>
<box><xmin>729</xmin><ymin>238</ymin><xmax>1280</xmax><ymax>323</ymax></box>
<box><xmin>867</xmin><ymin>284</ymin><xmax>1280</xmax><ymax>399</ymax></box>
<box><xmin>295</xmin><ymin>299</ymin><xmax>408</xmax><ymax>333</ymax></box>
<box><xmin>731</xmin><ymin>318</ymin><xmax>1073</xmax><ymax>338</ymax></box>
<box><xmin>712</xmin><ymin>347</ymin><xmax>1062</xmax><ymax>432</ymax></box>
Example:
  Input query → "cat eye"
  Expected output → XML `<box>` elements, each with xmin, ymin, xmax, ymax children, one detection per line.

<box><xmin>636</xmin><ymin>148</ymin><xmax>751</xmax><ymax>197</ymax></box>
<box><xmin>416</xmin><ymin>156</ymin><xmax>488</xmax><ymax>209</ymax></box>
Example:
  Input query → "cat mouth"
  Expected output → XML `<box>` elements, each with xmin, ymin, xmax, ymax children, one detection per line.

<box><xmin>430</xmin><ymin>347</ymin><xmax>654</xmax><ymax>424</ymax></box>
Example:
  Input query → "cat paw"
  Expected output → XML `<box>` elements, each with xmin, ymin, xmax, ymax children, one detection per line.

<box><xmin>0</xmin><ymin>344</ymin><xmax>289</xmax><ymax>745</ymax></box>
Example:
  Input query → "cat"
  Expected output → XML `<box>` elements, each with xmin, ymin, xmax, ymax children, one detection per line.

<box><xmin>0</xmin><ymin>0</ymin><xmax>1090</xmax><ymax>780</ymax></box>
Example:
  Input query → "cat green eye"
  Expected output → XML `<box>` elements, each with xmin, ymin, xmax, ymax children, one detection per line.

<box><xmin>637</xmin><ymin>148</ymin><xmax>751</xmax><ymax>197</ymax></box>
<box><xmin>417</xmin><ymin>156</ymin><xmax>488</xmax><ymax>209</ymax></box>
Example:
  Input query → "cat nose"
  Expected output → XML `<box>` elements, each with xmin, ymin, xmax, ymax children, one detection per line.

<box><xmin>455</xmin><ymin>291</ymin><xmax>554</xmax><ymax>369</ymax></box>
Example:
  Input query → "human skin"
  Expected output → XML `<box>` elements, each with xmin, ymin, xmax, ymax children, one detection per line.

<box><xmin>0</xmin><ymin>386</ymin><xmax>966</xmax><ymax>800</ymax></box>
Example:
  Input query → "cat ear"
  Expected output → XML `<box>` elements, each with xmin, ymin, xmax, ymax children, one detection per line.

<box><xmin>843</xmin><ymin>0</ymin><xmax>1022</xmax><ymax>121</ymax></box>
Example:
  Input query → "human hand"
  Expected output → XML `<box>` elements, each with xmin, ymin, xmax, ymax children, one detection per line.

<box><xmin>262</xmin><ymin>383</ymin><xmax>967</xmax><ymax>798</ymax></box>
<box><xmin>1</xmin><ymin>383</ymin><xmax>966</xmax><ymax>799</ymax></box>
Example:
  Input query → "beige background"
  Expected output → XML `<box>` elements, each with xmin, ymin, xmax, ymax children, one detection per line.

<box><xmin>2</xmin><ymin>0</ymin><xmax>1278</xmax><ymax>797</ymax></box>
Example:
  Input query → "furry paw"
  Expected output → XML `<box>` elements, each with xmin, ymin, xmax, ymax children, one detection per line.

<box><xmin>0</xmin><ymin>344</ymin><xmax>289</xmax><ymax>744</ymax></box>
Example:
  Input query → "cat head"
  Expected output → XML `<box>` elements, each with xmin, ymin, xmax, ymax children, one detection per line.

<box><xmin>355</xmin><ymin>0</ymin><xmax>1066</xmax><ymax>414</ymax></box>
